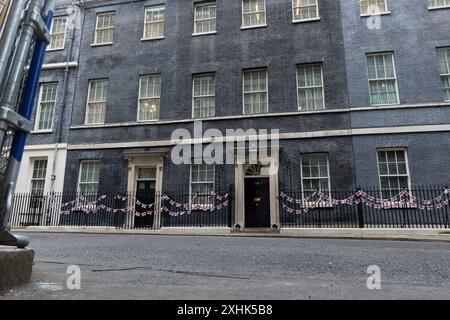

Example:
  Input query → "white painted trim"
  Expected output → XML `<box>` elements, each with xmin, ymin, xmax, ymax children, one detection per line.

<box><xmin>24</xmin><ymin>143</ymin><xmax>68</xmax><ymax>151</ymax></box>
<box><xmin>70</xmin><ymin>101</ymin><xmax>450</xmax><ymax>130</ymax></box>
<box><xmin>41</xmin><ymin>62</ymin><xmax>78</xmax><ymax>69</ymax></box>
<box><xmin>67</xmin><ymin>124</ymin><xmax>450</xmax><ymax>151</ymax></box>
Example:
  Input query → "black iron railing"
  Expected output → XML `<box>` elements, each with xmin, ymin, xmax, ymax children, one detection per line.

<box><xmin>280</xmin><ymin>186</ymin><xmax>450</xmax><ymax>229</ymax></box>
<box><xmin>8</xmin><ymin>191</ymin><xmax>233</xmax><ymax>229</ymax></box>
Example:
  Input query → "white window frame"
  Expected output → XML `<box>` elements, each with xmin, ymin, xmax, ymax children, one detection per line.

<box><xmin>77</xmin><ymin>160</ymin><xmax>101</xmax><ymax>194</ymax></box>
<box><xmin>137</xmin><ymin>74</ymin><xmax>161</xmax><ymax>122</ymax></box>
<box><xmin>365</xmin><ymin>52</ymin><xmax>400</xmax><ymax>106</ymax></box>
<box><xmin>376</xmin><ymin>148</ymin><xmax>411</xmax><ymax>200</ymax></box>
<box><xmin>47</xmin><ymin>16</ymin><xmax>68</xmax><ymax>51</ymax></box>
<box><xmin>85</xmin><ymin>79</ymin><xmax>108</xmax><ymax>125</ymax></box>
<box><xmin>292</xmin><ymin>0</ymin><xmax>320</xmax><ymax>23</ymax></box>
<box><xmin>296</xmin><ymin>63</ymin><xmax>325</xmax><ymax>111</ymax></box>
<box><xmin>241</xmin><ymin>0</ymin><xmax>267</xmax><ymax>29</ymax></box>
<box><xmin>34</xmin><ymin>82</ymin><xmax>58</xmax><ymax>132</ymax></box>
<box><xmin>192</xmin><ymin>73</ymin><xmax>216</xmax><ymax>119</ymax></box>
<box><xmin>29</xmin><ymin>158</ymin><xmax>48</xmax><ymax>195</ymax></box>
<box><xmin>300</xmin><ymin>153</ymin><xmax>331</xmax><ymax>204</ymax></box>
<box><xmin>437</xmin><ymin>47</ymin><xmax>450</xmax><ymax>102</ymax></box>
<box><xmin>142</xmin><ymin>5</ymin><xmax>165</xmax><ymax>41</ymax></box>
<box><xmin>242</xmin><ymin>68</ymin><xmax>269</xmax><ymax>115</ymax></box>
<box><xmin>189</xmin><ymin>164</ymin><xmax>216</xmax><ymax>209</ymax></box>
<box><xmin>428</xmin><ymin>0</ymin><xmax>450</xmax><ymax>10</ymax></box>
<box><xmin>93</xmin><ymin>11</ymin><xmax>116</xmax><ymax>46</ymax></box>
<box><xmin>359</xmin><ymin>0</ymin><xmax>390</xmax><ymax>16</ymax></box>
<box><xmin>193</xmin><ymin>2</ymin><xmax>217</xmax><ymax>36</ymax></box>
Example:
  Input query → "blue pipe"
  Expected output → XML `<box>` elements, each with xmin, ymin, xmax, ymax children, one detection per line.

<box><xmin>11</xmin><ymin>10</ymin><xmax>53</xmax><ymax>161</ymax></box>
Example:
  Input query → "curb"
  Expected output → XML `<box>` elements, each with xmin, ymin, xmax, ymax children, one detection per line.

<box><xmin>11</xmin><ymin>227</ymin><xmax>450</xmax><ymax>243</ymax></box>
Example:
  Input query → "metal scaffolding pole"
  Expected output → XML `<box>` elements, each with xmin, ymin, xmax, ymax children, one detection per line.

<box><xmin>0</xmin><ymin>0</ymin><xmax>53</xmax><ymax>248</ymax></box>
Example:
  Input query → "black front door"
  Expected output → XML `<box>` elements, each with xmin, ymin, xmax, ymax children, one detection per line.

<box><xmin>244</xmin><ymin>177</ymin><xmax>270</xmax><ymax>228</ymax></box>
<box><xmin>135</xmin><ymin>180</ymin><xmax>155</xmax><ymax>228</ymax></box>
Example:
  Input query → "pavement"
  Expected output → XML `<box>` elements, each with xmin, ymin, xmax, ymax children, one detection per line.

<box><xmin>1</xmin><ymin>232</ymin><xmax>449</xmax><ymax>299</ymax></box>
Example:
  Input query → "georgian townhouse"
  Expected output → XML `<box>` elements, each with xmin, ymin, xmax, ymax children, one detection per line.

<box><xmin>16</xmin><ymin>0</ymin><xmax>450</xmax><ymax>230</ymax></box>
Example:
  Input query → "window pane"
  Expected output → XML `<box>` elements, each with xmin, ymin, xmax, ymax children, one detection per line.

<box><xmin>301</xmin><ymin>154</ymin><xmax>329</xmax><ymax>198</ymax></box>
<box><xmin>49</xmin><ymin>16</ymin><xmax>67</xmax><ymax>50</ymax></box>
<box><xmin>144</xmin><ymin>6</ymin><xmax>165</xmax><ymax>39</ymax></box>
<box><xmin>194</xmin><ymin>3</ymin><xmax>217</xmax><ymax>34</ymax></box>
<box><xmin>94</xmin><ymin>12</ymin><xmax>115</xmax><ymax>44</ymax></box>
<box><xmin>193</xmin><ymin>75</ymin><xmax>215</xmax><ymax>118</ymax></box>
<box><xmin>293</xmin><ymin>0</ymin><xmax>319</xmax><ymax>21</ymax></box>
<box><xmin>242</xmin><ymin>0</ymin><xmax>266</xmax><ymax>27</ymax></box>
<box><xmin>243</xmin><ymin>69</ymin><xmax>267</xmax><ymax>114</ymax></box>
<box><xmin>297</xmin><ymin>64</ymin><xmax>324</xmax><ymax>110</ymax></box>
<box><xmin>37</xmin><ymin>83</ymin><xmax>57</xmax><ymax>130</ymax></box>
<box><xmin>377</xmin><ymin>149</ymin><xmax>409</xmax><ymax>198</ymax></box>
<box><xmin>139</xmin><ymin>75</ymin><xmax>161</xmax><ymax>121</ymax></box>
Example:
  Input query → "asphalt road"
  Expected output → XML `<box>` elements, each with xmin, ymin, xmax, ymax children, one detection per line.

<box><xmin>1</xmin><ymin>233</ymin><xmax>450</xmax><ymax>299</ymax></box>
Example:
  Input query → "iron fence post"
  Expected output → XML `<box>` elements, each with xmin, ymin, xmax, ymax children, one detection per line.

<box><xmin>357</xmin><ymin>188</ymin><xmax>364</xmax><ymax>229</ymax></box>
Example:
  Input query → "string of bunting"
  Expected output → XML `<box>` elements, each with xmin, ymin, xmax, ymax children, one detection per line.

<box><xmin>280</xmin><ymin>187</ymin><xmax>450</xmax><ymax>215</ymax></box>
<box><xmin>57</xmin><ymin>192</ymin><xmax>230</xmax><ymax>216</ymax></box>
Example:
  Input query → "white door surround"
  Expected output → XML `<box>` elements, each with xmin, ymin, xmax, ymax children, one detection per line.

<box><xmin>234</xmin><ymin>154</ymin><xmax>279</xmax><ymax>229</ymax></box>
<box><xmin>126</xmin><ymin>153</ymin><xmax>165</xmax><ymax>229</ymax></box>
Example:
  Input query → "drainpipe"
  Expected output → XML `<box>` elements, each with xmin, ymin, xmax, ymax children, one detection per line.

<box><xmin>49</xmin><ymin>0</ymin><xmax>83</xmax><ymax>193</ymax></box>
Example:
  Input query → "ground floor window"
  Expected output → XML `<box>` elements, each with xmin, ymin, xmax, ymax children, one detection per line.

<box><xmin>377</xmin><ymin>149</ymin><xmax>410</xmax><ymax>199</ymax></box>
<box><xmin>300</xmin><ymin>153</ymin><xmax>330</xmax><ymax>200</ymax></box>
<box><xmin>190</xmin><ymin>164</ymin><xmax>215</xmax><ymax>206</ymax></box>
<box><xmin>77</xmin><ymin>161</ymin><xmax>100</xmax><ymax>201</ymax></box>
<box><xmin>30</xmin><ymin>159</ymin><xmax>48</xmax><ymax>195</ymax></box>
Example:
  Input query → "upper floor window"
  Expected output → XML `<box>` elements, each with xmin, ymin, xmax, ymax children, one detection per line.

<box><xmin>194</xmin><ymin>2</ymin><xmax>217</xmax><ymax>35</ymax></box>
<box><xmin>300</xmin><ymin>153</ymin><xmax>330</xmax><ymax>200</ymax></box>
<box><xmin>193</xmin><ymin>74</ymin><xmax>215</xmax><ymax>118</ymax></box>
<box><xmin>377</xmin><ymin>149</ymin><xmax>410</xmax><ymax>199</ymax></box>
<box><xmin>30</xmin><ymin>159</ymin><xmax>48</xmax><ymax>195</ymax></box>
<box><xmin>297</xmin><ymin>64</ymin><xmax>324</xmax><ymax>111</ymax></box>
<box><xmin>242</xmin><ymin>0</ymin><xmax>266</xmax><ymax>28</ymax></box>
<box><xmin>94</xmin><ymin>12</ymin><xmax>115</xmax><ymax>45</ymax></box>
<box><xmin>360</xmin><ymin>0</ymin><xmax>389</xmax><ymax>15</ymax></box>
<box><xmin>48</xmin><ymin>16</ymin><xmax>67</xmax><ymax>50</ymax></box>
<box><xmin>143</xmin><ymin>6</ymin><xmax>165</xmax><ymax>40</ymax></box>
<box><xmin>243</xmin><ymin>69</ymin><xmax>268</xmax><ymax>114</ymax></box>
<box><xmin>292</xmin><ymin>0</ymin><xmax>319</xmax><ymax>22</ymax></box>
<box><xmin>35</xmin><ymin>83</ymin><xmax>57</xmax><ymax>131</ymax></box>
<box><xmin>77</xmin><ymin>160</ymin><xmax>100</xmax><ymax>197</ymax></box>
<box><xmin>429</xmin><ymin>0</ymin><xmax>450</xmax><ymax>9</ymax></box>
<box><xmin>437</xmin><ymin>47</ymin><xmax>450</xmax><ymax>101</ymax></box>
<box><xmin>86</xmin><ymin>79</ymin><xmax>108</xmax><ymax>124</ymax></box>
<box><xmin>138</xmin><ymin>75</ymin><xmax>161</xmax><ymax>121</ymax></box>
<box><xmin>366</xmin><ymin>52</ymin><xmax>399</xmax><ymax>105</ymax></box>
